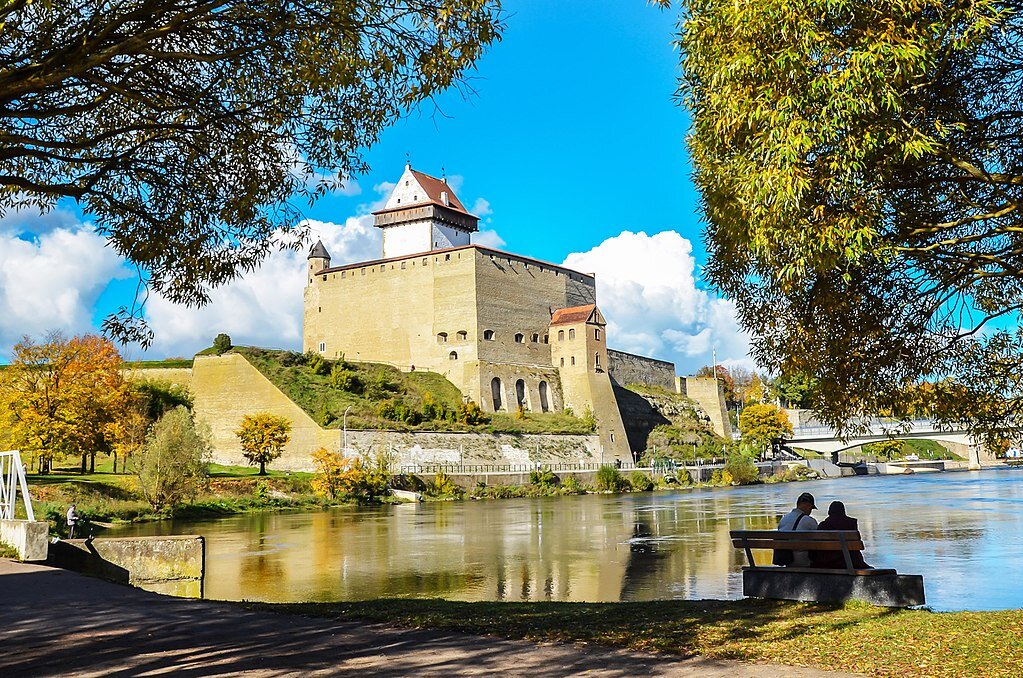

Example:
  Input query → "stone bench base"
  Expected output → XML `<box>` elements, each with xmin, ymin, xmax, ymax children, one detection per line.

<box><xmin>743</xmin><ymin>567</ymin><xmax>925</xmax><ymax>607</ymax></box>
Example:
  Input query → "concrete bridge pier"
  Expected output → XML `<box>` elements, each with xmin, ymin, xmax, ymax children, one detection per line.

<box><xmin>968</xmin><ymin>444</ymin><xmax>983</xmax><ymax>471</ymax></box>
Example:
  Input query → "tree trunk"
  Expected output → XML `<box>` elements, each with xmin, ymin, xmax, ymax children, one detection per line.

<box><xmin>89</xmin><ymin>452</ymin><xmax>96</xmax><ymax>474</ymax></box>
<box><xmin>113</xmin><ymin>451</ymin><xmax>118</xmax><ymax>474</ymax></box>
<box><xmin>81</xmin><ymin>454</ymin><xmax>87</xmax><ymax>473</ymax></box>
<box><xmin>259</xmin><ymin>460</ymin><xmax>266</xmax><ymax>476</ymax></box>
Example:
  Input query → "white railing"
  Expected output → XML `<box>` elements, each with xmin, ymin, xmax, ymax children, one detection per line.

<box><xmin>0</xmin><ymin>450</ymin><xmax>35</xmax><ymax>521</ymax></box>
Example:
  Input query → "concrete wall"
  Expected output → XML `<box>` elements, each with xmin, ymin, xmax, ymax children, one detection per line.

<box><xmin>607</xmin><ymin>349</ymin><xmax>677</xmax><ymax>392</ymax></box>
<box><xmin>48</xmin><ymin>535</ymin><xmax>205</xmax><ymax>598</ymax></box>
<box><xmin>124</xmin><ymin>366</ymin><xmax>193</xmax><ymax>390</ymax></box>
<box><xmin>0</xmin><ymin>519</ymin><xmax>48</xmax><ymax>561</ymax></box>
<box><xmin>679</xmin><ymin>376</ymin><xmax>733</xmax><ymax>440</ymax></box>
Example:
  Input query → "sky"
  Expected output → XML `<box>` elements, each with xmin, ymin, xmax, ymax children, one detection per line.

<box><xmin>0</xmin><ymin>1</ymin><xmax>752</xmax><ymax>373</ymax></box>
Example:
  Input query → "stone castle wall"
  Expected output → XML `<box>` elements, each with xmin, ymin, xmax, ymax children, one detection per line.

<box><xmin>679</xmin><ymin>376</ymin><xmax>733</xmax><ymax>440</ymax></box>
<box><xmin>606</xmin><ymin>349</ymin><xmax>676</xmax><ymax>392</ymax></box>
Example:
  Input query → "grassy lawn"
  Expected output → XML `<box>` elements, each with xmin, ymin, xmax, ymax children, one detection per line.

<box><xmin>263</xmin><ymin>598</ymin><xmax>1023</xmax><ymax>677</ymax></box>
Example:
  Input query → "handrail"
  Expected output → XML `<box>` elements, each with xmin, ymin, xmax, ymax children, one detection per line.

<box><xmin>0</xmin><ymin>450</ymin><xmax>34</xmax><ymax>522</ymax></box>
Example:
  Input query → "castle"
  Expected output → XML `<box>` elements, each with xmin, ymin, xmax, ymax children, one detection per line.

<box><xmin>302</xmin><ymin>165</ymin><xmax>702</xmax><ymax>461</ymax></box>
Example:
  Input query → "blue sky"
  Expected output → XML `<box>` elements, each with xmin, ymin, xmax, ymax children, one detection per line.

<box><xmin>2</xmin><ymin>1</ymin><xmax>750</xmax><ymax>372</ymax></box>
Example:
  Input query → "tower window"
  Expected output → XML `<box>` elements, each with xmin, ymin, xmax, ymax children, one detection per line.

<box><xmin>560</xmin><ymin>357</ymin><xmax>565</xmax><ymax>367</ymax></box>
<box><xmin>437</xmin><ymin>332</ymin><xmax>448</xmax><ymax>343</ymax></box>
<box><xmin>571</xmin><ymin>356</ymin><xmax>576</xmax><ymax>365</ymax></box>
<box><xmin>514</xmin><ymin>333</ymin><xmax>524</xmax><ymax>343</ymax></box>
<box><xmin>569</xmin><ymin>329</ymin><xmax>576</xmax><ymax>339</ymax></box>
<box><xmin>595</xmin><ymin>353</ymin><xmax>601</xmax><ymax>368</ymax></box>
<box><xmin>558</xmin><ymin>330</ymin><xmax>565</xmax><ymax>341</ymax></box>
<box><xmin>318</xmin><ymin>342</ymin><xmax>326</xmax><ymax>353</ymax></box>
<box><xmin>457</xmin><ymin>330</ymin><xmax>467</xmax><ymax>341</ymax></box>
<box><xmin>543</xmin><ymin>334</ymin><xmax>549</xmax><ymax>344</ymax></box>
<box><xmin>595</xmin><ymin>329</ymin><xmax>601</xmax><ymax>341</ymax></box>
<box><xmin>531</xmin><ymin>333</ymin><xmax>539</xmax><ymax>343</ymax></box>
<box><xmin>484</xmin><ymin>330</ymin><xmax>495</xmax><ymax>341</ymax></box>
<box><xmin>449</xmin><ymin>351</ymin><xmax>458</xmax><ymax>361</ymax></box>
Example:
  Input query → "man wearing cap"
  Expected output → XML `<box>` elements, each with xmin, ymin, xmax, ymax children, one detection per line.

<box><xmin>774</xmin><ymin>492</ymin><xmax>819</xmax><ymax>566</ymax></box>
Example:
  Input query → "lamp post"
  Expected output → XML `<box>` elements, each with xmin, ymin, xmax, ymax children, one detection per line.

<box><xmin>343</xmin><ymin>405</ymin><xmax>353</xmax><ymax>455</ymax></box>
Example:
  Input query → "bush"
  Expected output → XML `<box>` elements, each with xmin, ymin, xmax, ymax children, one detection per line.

<box><xmin>456</xmin><ymin>400</ymin><xmax>489</xmax><ymax>425</ymax></box>
<box><xmin>212</xmin><ymin>333</ymin><xmax>232</xmax><ymax>354</ymax></box>
<box><xmin>310</xmin><ymin>448</ymin><xmax>387</xmax><ymax>501</ymax></box>
<box><xmin>529</xmin><ymin>468</ymin><xmax>559</xmax><ymax>489</ymax></box>
<box><xmin>723</xmin><ymin>454</ymin><xmax>760</xmax><ymax>485</ymax></box>
<box><xmin>329</xmin><ymin>365</ymin><xmax>363</xmax><ymax>393</ymax></box>
<box><xmin>134</xmin><ymin>407</ymin><xmax>210</xmax><ymax>511</ymax></box>
<box><xmin>595</xmin><ymin>464</ymin><xmax>629</xmax><ymax>493</ymax></box>
<box><xmin>629</xmin><ymin>471</ymin><xmax>654</xmax><ymax>492</ymax></box>
<box><xmin>561</xmin><ymin>476</ymin><xmax>586</xmax><ymax>494</ymax></box>
<box><xmin>307</xmin><ymin>354</ymin><xmax>331</xmax><ymax>376</ymax></box>
<box><xmin>428</xmin><ymin>471</ymin><xmax>463</xmax><ymax>498</ymax></box>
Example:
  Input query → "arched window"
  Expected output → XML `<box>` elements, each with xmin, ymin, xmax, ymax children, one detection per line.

<box><xmin>571</xmin><ymin>356</ymin><xmax>576</xmax><ymax>365</ymax></box>
<box><xmin>595</xmin><ymin>329</ymin><xmax>601</xmax><ymax>341</ymax></box>
<box><xmin>558</xmin><ymin>330</ymin><xmax>565</xmax><ymax>341</ymax></box>
<box><xmin>457</xmin><ymin>330</ymin><xmax>467</xmax><ymax>341</ymax></box>
<box><xmin>514</xmin><ymin>333</ymin><xmax>524</xmax><ymax>343</ymax></box>
<box><xmin>515</xmin><ymin>379</ymin><xmax>527</xmax><ymax>410</ymax></box>
<box><xmin>560</xmin><ymin>357</ymin><xmax>565</xmax><ymax>367</ymax></box>
<box><xmin>484</xmin><ymin>329</ymin><xmax>495</xmax><ymax>341</ymax></box>
<box><xmin>531</xmin><ymin>333</ymin><xmax>539</xmax><ymax>343</ymax></box>
<box><xmin>568</xmin><ymin>328</ymin><xmax>576</xmax><ymax>339</ymax></box>
<box><xmin>437</xmin><ymin>332</ymin><xmax>448</xmax><ymax>343</ymax></box>
<box><xmin>539</xmin><ymin>381</ymin><xmax>550</xmax><ymax>412</ymax></box>
<box><xmin>543</xmin><ymin>334</ymin><xmax>549</xmax><ymax>344</ymax></box>
<box><xmin>449</xmin><ymin>351</ymin><xmax>458</xmax><ymax>360</ymax></box>
<box><xmin>491</xmin><ymin>377</ymin><xmax>503</xmax><ymax>411</ymax></box>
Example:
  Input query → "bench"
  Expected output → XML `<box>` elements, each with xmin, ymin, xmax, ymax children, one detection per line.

<box><xmin>730</xmin><ymin>530</ymin><xmax>925</xmax><ymax>607</ymax></box>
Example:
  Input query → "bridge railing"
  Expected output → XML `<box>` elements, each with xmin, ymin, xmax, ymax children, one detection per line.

<box><xmin>0</xmin><ymin>450</ymin><xmax>35</xmax><ymax>521</ymax></box>
<box><xmin>790</xmin><ymin>418</ymin><xmax>946</xmax><ymax>439</ymax></box>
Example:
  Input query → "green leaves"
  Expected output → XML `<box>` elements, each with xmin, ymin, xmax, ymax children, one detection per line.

<box><xmin>682</xmin><ymin>0</ymin><xmax>1023</xmax><ymax>438</ymax></box>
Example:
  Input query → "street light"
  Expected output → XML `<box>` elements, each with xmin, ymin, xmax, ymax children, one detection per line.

<box><xmin>343</xmin><ymin>405</ymin><xmax>353</xmax><ymax>455</ymax></box>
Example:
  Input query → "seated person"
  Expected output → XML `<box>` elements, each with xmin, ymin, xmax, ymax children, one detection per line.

<box><xmin>773</xmin><ymin>492</ymin><xmax>818</xmax><ymax>566</ymax></box>
<box><xmin>814</xmin><ymin>501</ymin><xmax>871</xmax><ymax>569</ymax></box>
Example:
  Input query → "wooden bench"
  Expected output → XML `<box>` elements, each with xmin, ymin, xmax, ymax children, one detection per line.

<box><xmin>730</xmin><ymin>530</ymin><xmax>925</xmax><ymax>607</ymax></box>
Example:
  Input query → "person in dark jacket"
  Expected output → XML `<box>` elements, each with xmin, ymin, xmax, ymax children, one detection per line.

<box><xmin>814</xmin><ymin>501</ymin><xmax>871</xmax><ymax>569</ymax></box>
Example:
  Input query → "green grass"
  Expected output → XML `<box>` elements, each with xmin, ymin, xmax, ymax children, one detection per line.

<box><xmin>236</xmin><ymin>347</ymin><xmax>593</xmax><ymax>434</ymax></box>
<box><xmin>259</xmin><ymin>598</ymin><xmax>1023</xmax><ymax>678</ymax></box>
<box><xmin>792</xmin><ymin>447</ymin><xmax>824</xmax><ymax>459</ymax></box>
<box><xmin>122</xmin><ymin>358</ymin><xmax>194</xmax><ymax>369</ymax></box>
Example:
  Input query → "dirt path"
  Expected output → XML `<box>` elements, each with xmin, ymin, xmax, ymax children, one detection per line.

<box><xmin>0</xmin><ymin>560</ymin><xmax>859</xmax><ymax>677</ymax></box>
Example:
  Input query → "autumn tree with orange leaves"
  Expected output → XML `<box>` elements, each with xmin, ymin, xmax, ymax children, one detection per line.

<box><xmin>0</xmin><ymin>333</ymin><xmax>130</xmax><ymax>473</ymax></box>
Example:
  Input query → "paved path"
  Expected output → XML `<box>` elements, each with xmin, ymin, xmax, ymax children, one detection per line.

<box><xmin>0</xmin><ymin>561</ymin><xmax>858</xmax><ymax>677</ymax></box>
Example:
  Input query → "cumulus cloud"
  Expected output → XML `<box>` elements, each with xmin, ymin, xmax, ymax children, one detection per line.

<box><xmin>562</xmin><ymin>230</ymin><xmax>753</xmax><ymax>374</ymax></box>
<box><xmin>0</xmin><ymin>212</ymin><xmax>130</xmax><ymax>357</ymax></box>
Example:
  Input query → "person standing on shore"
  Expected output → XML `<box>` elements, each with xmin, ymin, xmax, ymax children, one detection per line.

<box><xmin>66</xmin><ymin>504</ymin><xmax>79</xmax><ymax>539</ymax></box>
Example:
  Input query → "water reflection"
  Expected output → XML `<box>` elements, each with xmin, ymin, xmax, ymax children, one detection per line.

<box><xmin>119</xmin><ymin>469</ymin><xmax>1023</xmax><ymax>611</ymax></box>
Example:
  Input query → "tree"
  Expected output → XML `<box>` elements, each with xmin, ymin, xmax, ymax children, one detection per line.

<box><xmin>738</xmin><ymin>404</ymin><xmax>794</xmax><ymax>456</ymax></box>
<box><xmin>680</xmin><ymin>0</ymin><xmax>1023</xmax><ymax>441</ymax></box>
<box><xmin>0</xmin><ymin>333</ymin><xmax>129</xmax><ymax>473</ymax></box>
<box><xmin>212</xmin><ymin>334</ymin><xmax>232</xmax><ymax>355</ymax></box>
<box><xmin>0</xmin><ymin>0</ymin><xmax>503</xmax><ymax>345</ymax></box>
<box><xmin>310</xmin><ymin>448</ymin><xmax>387</xmax><ymax>501</ymax></box>
<box><xmin>865</xmin><ymin>439</ymin><xmax>904</xmax><ymax>461</ymax></box>
<box><xmin>235</xmin><ymin>413</ymin><xmax>291</xmax><ymax>475</ymax></box>
<box><xmin>135</xmin><ymin>406</ymin><xmax>210</xmax><ymax>511</ymax></box>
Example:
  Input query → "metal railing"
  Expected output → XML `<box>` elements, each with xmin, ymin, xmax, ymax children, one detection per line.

<box><xmin>398</xmin><ymin>461</ymin><xmax>643</xmax><ymax>475</ymax></box>
<box><xmin>0</xmin><ymin>450</ymin><xmax>34</xmax><ymax>521</ymax></box>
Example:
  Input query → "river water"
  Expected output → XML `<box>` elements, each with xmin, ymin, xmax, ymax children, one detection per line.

<box><xmin>119</xmin><ymin>469</ymin><xmax>1023</xmax><ymax>611</ymax></box>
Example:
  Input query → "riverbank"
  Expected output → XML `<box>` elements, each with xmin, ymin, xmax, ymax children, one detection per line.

<box><xmin>269</xmin><ymin>598</ymin><xmax>1023</xmax><ymax>678</ymax></box>
<box><xmin>0</xmin><ymin>560</ymin><xmax>846</xmax><ymax>677</ymax></box>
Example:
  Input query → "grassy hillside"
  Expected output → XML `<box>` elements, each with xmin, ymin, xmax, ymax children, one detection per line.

<box><xmin>235</xmin><ymin>347</ymin><xmax>593</xmax><ymax>435</ymax></box>
<box><xmin>618</xmin><ymin>384</ymin><xmax>722</xmax><ymax>460</ymax></box>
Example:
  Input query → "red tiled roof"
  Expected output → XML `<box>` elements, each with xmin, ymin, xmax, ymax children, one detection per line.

<box><xmin>550</xmin><ymin>304</ymin><xmax>598</xmax><ymax>326</ymax></box>
<box><xmin>410</xmin><ymin>169</ymin><xmax>468</xmax><ymax>212</ymax></box>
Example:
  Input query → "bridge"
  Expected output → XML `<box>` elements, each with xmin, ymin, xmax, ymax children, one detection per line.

<box><xmin>786</xmin><ymin>418</ymin><xmax>985</xmax><ymax>468</ymax></box>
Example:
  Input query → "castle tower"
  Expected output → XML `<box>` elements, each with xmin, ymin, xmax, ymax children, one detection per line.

<box><xmin>549</xmin><ymin>304</ymin><xmax>631</xmax><ymax>463</ymax></box>
<box><xmin>372</xmin><ymin>164</ymin><xmax>478</xmax><ymax>258</ymax></box>
<box><xmin>307</xmin><ymin>240</ymin><xmax>331</xmax><ymax>281</ymax></box>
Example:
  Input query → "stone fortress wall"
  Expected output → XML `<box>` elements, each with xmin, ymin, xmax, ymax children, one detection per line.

<box><xmin>606</xmin><ymin>349</ymin><xmax>677</xmax><ymax>392</ymax></box>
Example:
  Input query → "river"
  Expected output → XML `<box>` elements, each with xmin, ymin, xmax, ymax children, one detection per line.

<box><xmin>118</xmin><ymin>468</ymin><xmax>1023</xmax><ymax>611</ymax></box>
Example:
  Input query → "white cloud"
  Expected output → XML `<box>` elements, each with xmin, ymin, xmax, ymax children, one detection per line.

<box><xmin>472</xmin><ymin>228</ymin><xmax>506</xmax><ymax>249</ymax></box>
<box><xmin>0</xmin><ymin>215</ymin><xmax>130</xmax><ymax>357</ymax></box>
<box><xmin>470</xmin><ymin>197</ymin><xmax>492</xmax><ymax>217</ymax></box>
<box><xmin>562</xmin><ymin>230</ymin><xmax>753</xmax><ymax>374</ymax></box>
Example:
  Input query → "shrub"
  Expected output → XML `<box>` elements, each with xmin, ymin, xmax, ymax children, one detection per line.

<box><xmin>529</xmin><ymin>468</ymin><xmax>559</xmax><ymax>489</ymax></box>
<box><xmin>629</xmin><ymin>471</ymin><xmax>654</xmax><ymax>492</ymax></box>
<box><xmin>595</xmin><ymin>464</ymin><xmax>629</xmax><ymax>493</ymax></box>
<box><xmin>515</xmin><ymin>405</ymin><xmax>526</xmax><ymax>420</ymax></box>
<box><xmin>329</xmin><ymin>365</ymin><xmax>363</xmax><ymax>393</ymax></box>
<box><xmin>310</xmin><ymin>448</ymin><xmax>387</xmax><ymax>501</ymax></box>
<box><xmin>307</xmin><ymin>354</ymin><xmax>331</xmax><ymax>376</ymax></box>
<box><xmin>723</xmin><ymin>454</ymin><xmax>761</xmax><ymax>485</ymax></box>
<box><xmin>212</xmin><ymin>333</ymin><xmax>232</xmax><ymax>354</ymax></box>
<box><xmin>581</xmin><ymin>406</ymin><xmax>596</xmax><ymax>431</ymax></box>
<box><xmin>134</xmin><ymin>406</ymin><xmax>210</xmax><ymax>511</ymax></box>
<box><xmin>561</xmin><ymin>476</ymin><xmax>585</xmax><ymax>494</ymax></box>
<box><xmin>456</xmin><ymin>400</ymin><xmax>489</xmax><ymax>425</ymax></box>
<box><xmin>428</xmin><ymin>471</ymin><xmax>462</xmax><ymax>498</ymax></box>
